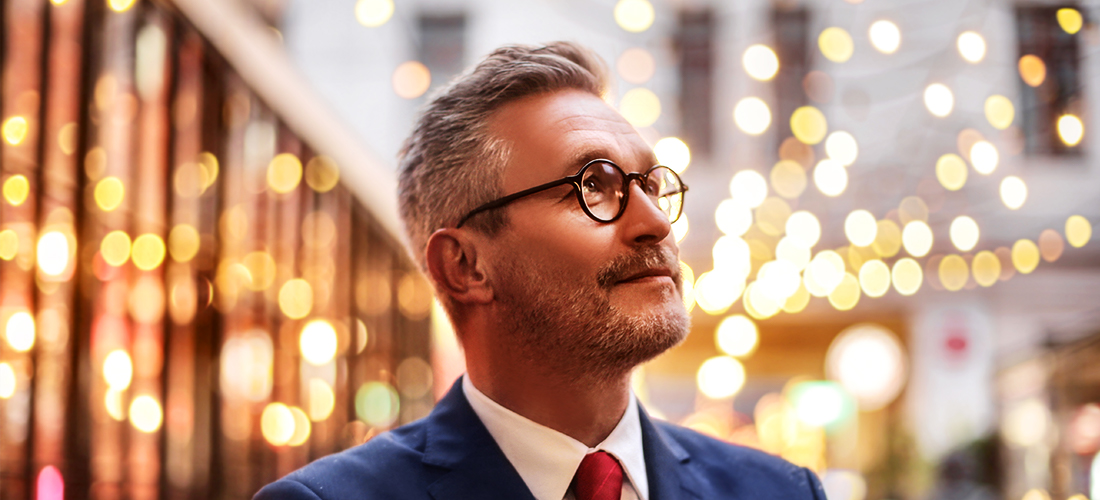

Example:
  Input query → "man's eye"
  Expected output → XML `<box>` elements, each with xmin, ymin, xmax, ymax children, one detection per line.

<box><xmin>582</xmin><ymin>178</ymin><xmax>603</xmax><ymax>193</ymax></box>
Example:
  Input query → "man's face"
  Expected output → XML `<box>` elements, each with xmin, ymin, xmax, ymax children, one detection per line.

<box><xmin>480</xmin><ymin>89</ymin><xmax>690</xmax><ymax>379</ymax></box>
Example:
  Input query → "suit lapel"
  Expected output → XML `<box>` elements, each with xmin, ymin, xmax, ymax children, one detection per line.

<box><xmin>424</xmin><ymin>379</ymin><xmax>536</xmax><ymax>500</ymax></box>
<box><xmin>639</xmin><ymin>407</ymin><xmax>703</xmax><ymax>500</ymax></box>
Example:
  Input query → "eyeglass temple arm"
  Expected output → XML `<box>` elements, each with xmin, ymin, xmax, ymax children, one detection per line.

<box><xmin>455</xmin><ymin>176</ymin><xmax>579</xmax><ymax>228</ymax></box>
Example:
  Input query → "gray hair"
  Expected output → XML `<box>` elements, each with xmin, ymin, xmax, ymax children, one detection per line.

<box><xmin>397</xmin><ymin>41</ymin><xmax>611</xmax><ymax>271</ymax></box>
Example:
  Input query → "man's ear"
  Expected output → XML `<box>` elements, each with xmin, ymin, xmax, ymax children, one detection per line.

<box><xmin>425</xmin><ymin>228</ymin><xmax>494</xmax><ymax>305</ymax></box>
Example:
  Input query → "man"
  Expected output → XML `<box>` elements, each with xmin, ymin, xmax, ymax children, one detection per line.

<box><xmin>256</xmin><ymin>42</ymin><xmax>826</xmax><ymax>500</ymax></box>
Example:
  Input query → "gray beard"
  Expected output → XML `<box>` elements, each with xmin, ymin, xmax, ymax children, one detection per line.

<box><xmin>493</xmin><ymin>246</ymin><xmax>691</xmax><ymax>383</ymax></box>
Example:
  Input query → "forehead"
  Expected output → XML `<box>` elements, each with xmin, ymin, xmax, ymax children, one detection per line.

<box><xmin>488</xmin><ymin>89</ymin><xmax>656</xmax><ymax>188</ymax></box>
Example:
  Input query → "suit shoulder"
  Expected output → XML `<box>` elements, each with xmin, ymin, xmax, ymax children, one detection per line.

<box><xmin>254</xmin><ymin>420</ymin><xmax>436</xmax><ymax>500</ymax></box>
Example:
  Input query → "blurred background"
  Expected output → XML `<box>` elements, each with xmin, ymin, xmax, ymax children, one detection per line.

<box><xmin>0</xmin><ymin>0</ymin><xmax>1097</xmax><ymax>498</ymax></box>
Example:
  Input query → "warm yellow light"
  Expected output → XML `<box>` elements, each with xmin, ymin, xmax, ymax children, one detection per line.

<box><xmin>957</xmin><ymin>31</ymin><xmax>986</xmax><ymax>63</ymax></box>
<box><xmin>872</xmin><ymin>220</ymin><xmax>902</xmax><ymax>258</ymax></box>
<box><xmin>716</xmin><ymin>314</ymin><xmax>758</xmax><ymax>357</ymax></box>
<box><xmin>733</xmin><ymin>97</ymin><xmax>771</xmax><ymax>135</ymax></box>
<box><xmin>728</xmin><ymin>170</ymin><xmax>768</xmax><ymax>208</ymax></box>
<box><xmin>769</xmin><ymin>160</ymin><xmax>806</xmax><ymax>199</ymax></box>
<box><xmin>100</xmin><ymin>231</ymin><xmax>131</xmax><ymax>267</ymax></box>
<box><xmin>6</xmin><ymin>311</ymin><xmax>35</xmax><ymax>352</ymax></box>
<box><xmin>614</xmin><ymin>0</ymin><xmax>655</xmax><ymax>33</ymax></box>
<box><xmin>0</xmin><ymin>230</ymin><xmax>17</xmax><ymax>260</ymax></box>
<box><xmin>392</xmin><ymin>61</ymin><xmax>431</xmax><ymax>100</ymax></box>
<box><xmin>1020</xmin><ymin>489</ymin><xmax>1052</xmax><ymax>500</ymax></box>
<box><xmin>305</xmin><ymin>156</ymin><xmax>340</xmax><ymax>193</ymax></box>
<box><xmin>168</xmin><ymin>224</ymin><xmax>200</xmax><ymax>262</ymax></box>
<box><xmin>0</xmin><ymin>362</ymin><xmax>15</xmax><ymax>399</ymax></box>
<box><xmin>818</xmin><ymin>27</ymin><xmax>854</xmax><ymax>63</ymax></box>
<box><xmin>308</xmin><ymin>378</ymin><xmax>336</xmax><ymax>421</ymax></box>
<box><xmin>790</xmin><ymin>106</ymin><xmax>828</xmax><ymax>145</ymax></box>
<box><xmin>261</xmin><ymin>402</ymin><xmax>295</xmax><ymax>446</ymax></box>
<box><xmin>198</xmin><ymin>151</ymin><xmax>219</xmax><ymax>189</ymax></box>
<box><xmin>949</xmin><ymin>216</ymin><xmax>979</xmax><ymax>252</ymax></box>
<box><xmin>1057</xmin><ymin>8</ymin><xmax>1084</xmax><ymax>34</ymax></box>
<box><xmin>781</xmin><ymin>283</ymin><xmax>811</xmax><ymax>314</ymax></box>
<box><xmin>279</xmin><ymin>279</ymin><xmax>314</xmax><ymax>320</ymax></box>
<box><xmin>935</xmin><ymin>153</ymin><xmax>968</xmax><ymax>191</ymax></box>
<box><xmin>938</xmin><ymin>255</ymin><xmax>969</xmax><ymax>291</ymax></box>
<box><xmin>617</xmin><ymin>48</ymin><xmax>655</xmax><ymax>84</ymax></box>
<box><xmin>129</xmin><ymin>395</ymin><xmax>162</xmax><ymax>433</ymax></box>
<box><xmin>300</xmin><ymin>319</ymin><xmax>338</xmax><ymax>365</ymax></box>
<box><xmin>354</xmin><ymin>0</ymin><xmax>394</xmax><ymax>27</ymax></box>
<box><xmin>786</xmin><ymin>211</ymin><xmax>821</xmax><ymax>248</ymax></box>
<box><xmin>1012</xmin><ymin>239</ymin><xmax>1040</xmax><ymax>274</ymax></box>
<box><xmin>756</xmin><ymin>260</ymin><xmax>801</xmax><ymax>303</ymax></box>
<box><xmin>103</xmin><ymin>349</ymin><xmax>133</xmax><ymax>390</ymax></box>
<box><xmin>1018</xmin><ymin>55</ymin><xmax>1047</xmax><ymax>87</ymax></box>
<box><xmin>969</xmin><ymin>141</ymin><xmax>998</xmax><ymax>175</ymax></box>
<box><xmin>1058</xmin><ymin>114</ymin><xmax>1084</xmax><ymax>146</ymax></box>
<box><xmin>808</xmin><ymin>250</ymin><xmax>846</xmax><ymax>294</ymax></box>
<box><xmin>654</xmin><ymin>137</ymin><xmax>691</xmax><ymax>173</ymax></box>
<box><xmin>105</xmin><ymin>388</ymin><xmax>124</xmax><ymax>419</ymax></box>
<box><xmin>902</xmin><ymin>221</ymin><xmax>933</xmax><ymax>257</ymax></box>
<box><xmin>868</xmin><ymin>20</ymin><xmax>901</xmax><ymax>54</ymax></box>
<box><xmin>743</xmin><ymin>45</ymin><xmax>779</xmax><ymax>81</ymax></box>
<box><xmin>267</xmin><ymin>153</ymin><xmax>303</xmax><ymax>194</ymax></box>
<box><xmin>813</xmin><ymin>159</ymin><xmax>847</xmax><ymax>197</ymax></box>
<box><xmin>696</xmin><ymin>356</ymin><xmax>745</xmax><ymax>399</ymax></box>
<box><xmin>673</xmin><ymin>214</ymin><xmax>689</xmax><ymax>244</ymax></box>
<box><xmin>95</xmin><ymin>177</ymin><xmax>125</xmax><ymax>211</ymax></box>
<box><xmin>898</xmin><ymin>196</ymin><xmax>929</xmax><ymax>225</ymax></box>
<box><xmin>845</xmin><ymin>210</ymin><xmax>878</xmax><ymax>247</ymax></box>
<box><xmin>825</xmin><ymin>131</ymin><xmax>858</xmax><ymax>166</ymax></box>
<box><xmin>620</xmin><ymin>88</ymin><xmax>661</xmax><ymax>128</ymax></box>
<box><xmin>241</xmin><ymin>251</ymin><xmax>276</xmax><ymax>291</ymax></box>
<box><xmin>107</xmin><ymin>0</ymin><xmax>137</xmax><ymax>13</ymax></box>
<box><xmin>827</xmin><ymin>272</ymin><xmax>861</xmax><ymax>311</ymax></box>
<box><xmin>891</xmin><ymin>258</ymin><xmax>923</xmax><ymax>295</ymax></box>
<box><xmin>1000</xmin><ymin>176</ymin><xmax>1027</xmax><ymax>210</ymax></box>
<box><xmin>972</xmin><ymin>250</ymin><xmax>1001</xmax><ymax>287</ymax></box>
<box><xmin>755</xmin><ymin>197</ymin><xmax>791</xmax><ymax>237</ymax></box>
<box><xmin>924</xmin><ymin>83</ymin><xmax>954</xmax><ymax>117</ymax></box>
<box><xmin>36</xmin><ymin>231</ymin><xmax>70</xmax><ymax>277</ymax></box>
<box><xmin>131</xmin><ymin>233</ymin><xmax>166</xmax><ymax>271</ymax></box>
<box><xmin>1066</xmin><ymin>215</ymin><xmax>1092</xmax><ymax>248</ymax></box>
<box><xmin>745</xmin><ymin>281</ymin><xmax>782</xmax><ymax>319</ymax></box>
<box><xmin>2</xmin><ymin>116</ymin><xmax>28</xmax><ymax>145</ymax></box>
<box><xmin>984</xmin><ymin>95</ymin><xmax>1015</xmax><ymax>130</ymax></box>
<box><xmin>680</xmin><ymin>261</ymin><xmax>695</xmax><ymax>312</ymax></box>
<box><xmin>694</xmin><ymin>270</ymin><xmax>745</xmax><ymax>315</ymax></box>
<box><xmin>775</xmin><ymin>237</ymin><xmax>811</xmax><ymax>271</ymax></box>
<box><xmin>3</xmin><ymin>175</ymin><xmax>29</xmax><ymax>206</ymax></box>
<box><xmin>287</xmin><ymin>406</ymin><xmax>311</xmax><ymax>446</ymax></box>
<box><xmin>858</xmin><ymin>259</ymin><xmax>891</xmax><ymax>298</ymax></box>
<box><xmin>715</xmin><ymin>199</ymin><xmax>752</xmax><ymax>236</ymax></box>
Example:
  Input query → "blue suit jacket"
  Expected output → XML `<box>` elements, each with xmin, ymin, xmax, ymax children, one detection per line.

<box><xmin>255</xmin><ymin>379</ymin><xmax>826</xmax><ymax>499</ymax></box>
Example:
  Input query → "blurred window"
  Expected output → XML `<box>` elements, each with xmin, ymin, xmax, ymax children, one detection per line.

<box><xmin>1016</xmin><ymin>5</ymin><xmax>1084</xmax><ymax>157</ymax></box>
<box><xmin>418</xmin><ymin>14</ymin><xmax>466</xmax><ymax>92</ymax></box>
<box><xmin>675</xmin><ymin>8</ymin><xmax>715</xmax><ymax>158</ymax></box>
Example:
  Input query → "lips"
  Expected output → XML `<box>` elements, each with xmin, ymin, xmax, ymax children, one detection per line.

<box><xmin>616</xmin><ymin>267</ymin><xmax>674</xmax><ymax>284</ymax></box>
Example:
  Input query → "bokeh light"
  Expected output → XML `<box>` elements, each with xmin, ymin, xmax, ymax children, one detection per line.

<box><xmin>131</xmin><ymin>233</ymin><xmax>166</xmax><ymax>271</ymax></box>
<box><xmin>3</xmin><ymin>174</ymin><xmax>29</xmax><ymax>206</ymax></box>
<box><xmin>0</xmin><ymin>362</ymin><xmax>15</xmax><ymax>398</ymax></box>
<box><xmin>1018</xmin><ymin>55</ymin><xmax>1047</xmax><ymax>87</ymax></box>
<box><xmin>984</xmin><ymin>95</ymin><xmax>1014</xmax><ymax>130</ymax></box>
<box><xmin>869</xmin><ymin>20</ymin><xmax>901</xmax><ymax>54</ymax></box>
<box><xmin>108</xmin><ymin>0</ymin><xmax>137</xmax><ymax>13</ymax></box>
<box><xmin>694</xmin><ymin>270</ymin><xmax>745</xmax><ymax>315</ymax></box>
<box><xmin>287</xmin><ymin>407</ymin><xmax>311</xmax><ymax>446</ymax></box>
<box><xmin>305</xmin><ymin>156</ymin><xmax>340</xmax><ymax>193</ymax></box>
<box><xmin>715</xmin><ymin>199</ymin><xmax>752</xmax><ymax>236</ymax></box>
<box><xmin>755</xmin><ymin>197</ymin><xmax>792</xmax><ymax>237</ymax></box>
<box><xmin>129</xmin><ymin>395</ymin><xmax>163</xmax><ymax>433</ymax></box>
<box><xmin>733</xmin><ymin>97</ymin><xmax>771</xmax><ymax>135</ymax></box>
<box><xmin>813</xmin><ymin>159</ymin><xmax>848</xmax><ymax>197</ymax></box>
<box><xmin>872</xmin><ymin>220</ymin><xmax>902</xmax><ymax>258</ymax></box>
<box><xmin>791</xmin><ymin>381</ymin><xmax>849</xmax><ymax>428</ymax></box>
<box><xmin>957</xmin><ymin>31</ymin><xmax>986</xmax><ymax>63</ymax></box>
<box><xmin>899</xmin><ymin>196</ymin><xmax>928</xmax><ymax>224</ymax></box>
<box><xmin>1058</xmin><ymin>114</ymin><xmax>1084</xmax><ymax>146</ymax></box>
<box><xmin>697</xmin><ymin>356</ymin><xmax>745</xmax><ymax>399</ymax></box>
<box><xmin>825</xmin><ymin>131</ymin><xmax>858</xmax><ymax>166</ymax></box>
<box><xmin>1012</xmin><ymin>239</ymin><xmax>1040</xmax><ymax>274</ymax></box>
<box><xmin>300</xmin><ymin>319</ymin><xmax>338</xmax><ymax>365</ymax></box>
<box><xmin>844</xmin><ymin>210</ymin><xmax>878</xmax><ymax>247</ymax></box>
<box><xmin>728</xmin><ymin>169</ymin><xmax>768</xmax><ymax>208</ymax></box>
<box><xmin>935</xmin><ymin>153</ymin><xmax>967</xmax><ymax>191</ymax></box>
<box><xmin>1066</xmin><ymin>215</ymin><xmax>1092</xmax><ymax>248</ymax></box>
<box><xmin>37</xmin><ymin>466</ymin><xmax>64</xmax><ymax>500</ymax></box>
<box><xmin>100</xmin><ymin>230</ymin><xmax>131</xmax><ymax>267</ymax></box>
<box><xmin>828</xmin><ymin>273</ymin><xmax>861</xmax><ymax>311</ymax></box>
<box><xmin>279</xmin><ymin>279</ymin><xmax>314</xmax><ymax>320</ymax></box>
<box><xmin>37</xmin><ymin>231</ymin><xmax>70</xmax><ymax>277</ymax></box>
<box><xmin>673</xmin><ymin>214</ymin><xmax>689</xmax><ymax>244</ymax></box>
<box><xmin>923</xmin><ymin>83</ymin><xmax>953</xmax><ymax>117</ymax></box>
<box><xmin>614</xmin><ymin>0</ymin><xmax>655</xmax><ymax>33</ymax></box>
<box><xmin>267</xmin><ymin>153</ymin><xmax>303</xmax><ymax>194</ymax></box>
<box><xmin>776</xmin><ymin>237</ymin><xmax>811</xmax><ymax>271</ymax></box>
<box><xmin>826</xmin><ymin>324</ymin><xmax>907</xmax><ymax>410</ymax></box>
<box><xmin>620</xmin><ymin>88</ymin><xmax>661</xmax><ymax>127</ymax></box>
<box><xmin>654</xmin><ymin>137</ymin><xmax>691</xmax><ymax>173</ymax></box>
<box><xmin>808</xmin><ymin>250</ymin><xmax>846</xmax><ymax>294</ymax></box>
<box><xmin>392</xmin><ymin>61</ymin><xmax>431</xmax><ymax>100</ymax></box>
<box><xmin>261</xmin><ymin>402</ymin><xmax>295</xmax><ymax>446</ymax></box>
<box><xmin>969</xmin><ymin>141</ymin><xmax>998</xmax><ymax>175</ymax></box>
<box><xmin>1039</xmin><ymin>229</ymin><xmax>1064</xmax><ymax>262</ymax></box>
<box><xmin>103</xmin><ymin>349</ymin><xmax>133</xmax><ymax>390</ymax></box>
<box><xmin>791</xmin><ymin>106</ymin><xmax>828</xmax><ymax>145</ymax></box>
<box><xmin>2</xmin><ymin>116</ymin><xmax>28</xmax><ymax>145</ymax></box>
<box><xmin>168</xmin><ymin>224</ymin><xmax>200</xmax><ymax>262</ymax></box>
<box><xmin>756</xmin><ymin>260</ymin><xmax>801</xmax><ymax>303</ymax></box>
<box><xmin>355</xmin><ymin>381</ymin><xmax>401</xmax><ymax>428</ymax></box>
<box><xmin>617</xmin><ymin>48</ymin><xmax>655</xmax><ymax>84</ymax></box>
<box><xmin>1057</xmin><ymin>8</ymin><xmax>1083</xmax><ymax>34</ymax></box>
<box><xmin>355</xmin><ymin>0</ymin><xmax>394</xmax><ymax>27</ymax></box>
<box><xmin>94</xmin><ymin>176</ymin><xmax>125</xmax><ymax>211</ymax></box>
<box><xmin>308</xmin><ymin>378</ymin><xmax>336</xmax><ymax>421</ymax></box>
<box><xmin>6</xmin><ymin>311</ymin><xmax>35</xmax><ymax>352</ymax></box>
<box><xmin>786</xmin><ymin>211</ymin><xmax>822</xmax><ymax>248</ymax></box>
<box><xmin>743</xmin><ymin>44</ymin><xmax>779</xmax><ymax>81</ymax></box>
<box><xmin>770</xmin><ymin>160</ymin><xmax>806</xmax><ymax>199</ymax></box>
<box><xmin>938</xmin><ymin>254</ymin><xmax>969</xmax><ymax>291</ymax></box>
<box><xmin>0</xmin><ymin>230</ymin><xmax>17</xmax><ymax>261</ymax></box>
<box><xmin>949</xmin><ymin>216</ymin><xmax>979</xmax><ymax>252</ymax></box>
<box><xmin>892</xmin><ymin>258</ymin><xmax>923</xmax><ymax>295</ymax></box>
<box><xmin>858</xmin><ymin>260</ymin><xmax>891</xmax><ymax>298</ymax></box>
<box><xmin>1000</xmin><ymin>176</ymin><xmax>1027</xmax><ymax>210</ymax></box>
<box><xmin>818</xmin><ymin>27</ymin><xmax>854</xmax><ymax>63</ymax></box>
<box><xmin>972</xmin><ymin>250</ymin><xmax>1001</xmax><ymax>287</ymax></box>
<box><xmin>902</xmin><ymin>221</ymin><xmax>933</xmax><ymax>257</ymax></box>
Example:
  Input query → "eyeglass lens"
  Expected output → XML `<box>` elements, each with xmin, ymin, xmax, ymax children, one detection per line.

<box><xmin>579</xmin><ymin>161</ymin><xmax>683</xmax><ymax>222</ymax></box>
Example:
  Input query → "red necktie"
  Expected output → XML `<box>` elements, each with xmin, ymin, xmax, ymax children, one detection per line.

<box><xmin>573</xmin><ymin>451</ymin><xmax>623</xmax><ymax>500</ymax></box>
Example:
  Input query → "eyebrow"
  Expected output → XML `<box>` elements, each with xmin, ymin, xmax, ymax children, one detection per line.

<box><xmin>561</xmin><ymin>148</ymin><xmax>658</xmax><ymax>175</ymax></box>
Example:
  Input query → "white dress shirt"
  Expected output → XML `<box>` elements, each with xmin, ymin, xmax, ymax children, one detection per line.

<box><xmin>462</xmin><ymin>375</ymin><xmax>649</xmax><ymax>500</ymax></box>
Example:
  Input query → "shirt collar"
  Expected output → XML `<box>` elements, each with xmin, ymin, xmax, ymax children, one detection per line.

<box><xmin>462</xmin><ymin>375</ymin><xmax>649</xmax><ymax>500</ymax></box>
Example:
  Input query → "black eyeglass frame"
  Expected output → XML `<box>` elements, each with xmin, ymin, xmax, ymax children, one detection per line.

<box><xmin>455</xmin><ymin>158</ymin><xmax>689</xmax><ymax>229</ymax></box>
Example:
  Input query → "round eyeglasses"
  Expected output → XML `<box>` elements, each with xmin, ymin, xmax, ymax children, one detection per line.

<box><xmin>455</xmin><ymin>159</ymin><xmax>688</xmax><ymax>228</ymax></box>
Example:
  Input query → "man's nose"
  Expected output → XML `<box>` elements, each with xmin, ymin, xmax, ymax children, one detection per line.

<box><xmin>618</xmin><ymin>182</ymin><xmax>672</xmax><ymax>245</ymax></box>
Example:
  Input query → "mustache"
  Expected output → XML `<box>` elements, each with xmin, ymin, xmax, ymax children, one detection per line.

<box><xmin>596</xmin><ymin>246</ymin><xmax>681</xmax><ymax>290</ymax></box>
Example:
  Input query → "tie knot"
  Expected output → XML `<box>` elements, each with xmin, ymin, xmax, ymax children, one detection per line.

<box><xmin>573</xmin><ymin>451</ymin><xmax>623</xmax><ymax>500</ymax></box>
